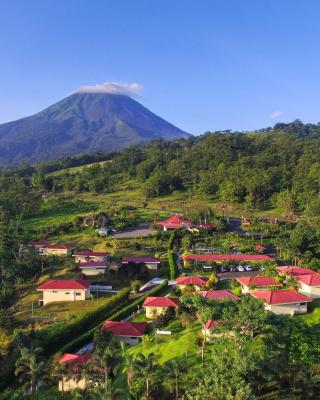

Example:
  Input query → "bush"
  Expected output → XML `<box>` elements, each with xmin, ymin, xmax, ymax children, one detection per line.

<box><xmin>38</xmin><ymin>288</ymin><xmax>130</xmax><ymax>354</ymax></box>
<box><xmin>58</xmin><ymin>280</ymin><xmax>168</xmax><ymax>354</ymax></box>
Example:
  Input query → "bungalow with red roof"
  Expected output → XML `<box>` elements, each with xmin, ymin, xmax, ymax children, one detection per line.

<box><xmin>142</xmin><ymin>296</ymin><xmax>179</xmax><ymax>319</ymax></box>
<box><xmin>58</xmin><ymin>353</ymin><xmax>92</xmax><ymax>392</ymax></box>
<box><xmin>199</xmin><ymin>290</ymin><xmax>240</xmax><ymax>301</ymax></box>
<box><xmin>122</xmin><ymin>257</ymin><xmax>161</xmax><ymax>271</ymax></box>
<box><xmin>176</xmin><ymin>275</ymin><xmax>208</xmax><ymax>291</ymax></box>
<box><xmin>251</xmin><ymin>289</ymin><xmax>312</xmax><ymax>315</ymax></box>
<box><xmin>202</xmin><ymin>320</ymin><xmax>223</xmax><ymax>339</ymax></box>
<box><xmin>155</xmin><ymin>215</ymin><xmax>193</xmax><ymax>231</ymax></box>
<box><xmin>276</xmin><ymin>266</ymin><xmax>317</xmax><ymax>276</ymax></box>
<box><xmin>37</xmin><ymin>279</ymin><xmax>91</xmax><ymax>305</ymax></box>
<box><xmin>78</xmin><ymin>261</ymin><xmax>109</xmax><ymax>276</ymax></box>
<box><xmin>103</xmin><ymin>321</ymin><xmax>147</xmax><ymax>345</ymax></box>
<box><xmin>73</xmin><ymin>251</ymin><xmax>111</xmax><ymax>263</ymax></box>
<box><xmin>296</xmin><ymin>273</ymin><xmax>320</xmax><ymax>299</ymax></box>
<box><xmin>277</xmin><ymin>266</ymin><xmax>320</xmax><ymax>298</ymax></box>
<box><xmin>236</xmin><ymin>276</ymin><xmax>281</xmax><ymax>294</ymax></box>
<box><xmin>255</xmin><ymin>244</ymin><xmax>267</xmax><ymax>253</ymax></box>
<box><xmin>181</xmin><ymin>254</ymin><xmax>274</xmax><ymax>267</ymax></box>
<box><xmin>28</xmin><ymin>241</ymin><xmax>50</xmax><ymax>255</ymax></box>
<box><xmin>43</xmin><ymin>244</ymin><xmax>75</xmax><ymax>256</ymax></box>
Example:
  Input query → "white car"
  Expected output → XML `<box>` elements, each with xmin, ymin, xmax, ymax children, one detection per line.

<box><xmin>237</xmin><ymin>265</ymin><xmax>245</xmax><ymax>272</ymax></box>
<box><xmin>244</xmin><ymin>265</ymin><xmax>253</xmax><ymax>271</ymax></box>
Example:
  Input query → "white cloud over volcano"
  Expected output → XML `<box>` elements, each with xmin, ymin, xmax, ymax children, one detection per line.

<box><xmin>75</xmin><ymin>82</ymin><xmax>144</xmax><ymax>97</ymax></box>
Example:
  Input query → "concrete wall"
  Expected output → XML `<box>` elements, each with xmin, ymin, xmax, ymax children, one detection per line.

<box><xmin>145</xmin><ymin>263</ymin><xmax>159</xmax><ymax>271</ymax></box>
<box><xmin>117</xmin><ymin>335</ymin><xmax>141</xmax><ymax>345</ymax></box>
<box><xmin>41</xmin><ymin>289</ymin><xmax>90</xmax><ymax>305</ymax></box>
<box><xmin>75</xmin><ymin>255</ymin><xmax>108</xmax><ymax>263</ymax></box>
<box><xmin>59</xmin><ymin>377</ymin><xmax>86</xmax><ymax>392</ymax></box>
<box><xmin>299</xmin><ymin>283</ymin><xmax>320</xmax><ymax>299</ymax></box>
<box><xmin>145</xmin><ymin>306</ymin><xmax>169</xmax><ymax>319</ymax></box>
<box><xmin>80</xmin><ymin>268</ymin><xmax>107</xmax><ymax>276</ymax></box>
<box><xmin>43</xmin><ymin>248</ymin><xmax>72</xmax><ymax>256</ymax></box>
<box><xmin>177</xmin><ymin>284</ymin><xmax>202</xmax><ymax>292</ymax></box>
<box><xmin>266</xmin><ymin>302</ymin><xmax>308</xmax><ymax>315</ymax></box>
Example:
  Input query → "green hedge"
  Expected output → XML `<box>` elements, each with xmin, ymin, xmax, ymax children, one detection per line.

<box><xmin>58</xmin><ymin>279</ymin><xmax>168</xmax><ymax>354</ymax></box>
<box><xmin>38</xmin><ymin>287</ymin><xmax>130</xmax><ymax>354</ymax></box>
<box><xmin>168</xmin><ymin>231</ymin><xmax>177</xmax><ymax>280</ymax></box>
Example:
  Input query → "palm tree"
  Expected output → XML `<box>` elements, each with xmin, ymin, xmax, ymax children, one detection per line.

<box><xmin>51</xmin><ymin>355</ymin><xmax>71</xmax><ymax>397</ymax></box>
<box><xmin>164</xmin><ymin>359</ymin><xmax>187</xmax><ymax>400</ymax></box>
<box><xmin>294</xmin><ymin>363</ymin><xmax>320</xmax><ymax>400</ymax></box>
<box><xmin>15</xmin><ymin>346</ymin><xmax>45</xmax><ymax>397</ymax></box>
<box><xmin>120</xmin><ymin>342</ymin><xmax>134</xmax><ymax>388</ymax></box>
<box><xmin>132</xmin><ymin>352</ymin><xmax>158</xmax><ymax>398</ymax></box>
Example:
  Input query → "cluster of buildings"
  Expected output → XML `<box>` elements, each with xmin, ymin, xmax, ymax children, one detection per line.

<box><xmin>155</xmin><ymin>215</ymin><xmax>216</xmax><ymax>232</ymax></box>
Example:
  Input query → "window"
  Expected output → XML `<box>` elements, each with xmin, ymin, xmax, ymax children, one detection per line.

<box><xmin>75</xmin><ymin>292</ymin><xmax>82</xmax><ymax>296</ymax></box>
<box><xmin>65</xmin><ymin>292</ymin><xmax>70</xmax><ymax>294</ymax></box>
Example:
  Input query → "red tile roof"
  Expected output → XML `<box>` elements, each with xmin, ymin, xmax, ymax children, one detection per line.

<box><xmin>255</xmin><ymin>245</ymin><xmax>266</xmax><ymax>251</ymax></box>
<box><xmin>59</xmin><ymin>353</ymin><xmax>92</xmax><ymax>366</ymax></box>
<box><xmin>74</xmin><ymin>251</ymin><xmax>110</xmax><ymax>257</ymax></box>
<box><xmin>251</xmin><ymin>289</ymin><xmax>312</xmax><ymax>305</ymax></box>
<box><xmin>122</xmin><ymin>257</ymin><xmax>161</xmax><ymax>264</ymax></box>
<box><xmin>203</xmin><ymin>320</ymin><xmax>219</xmax><ymax>330</ymax></box>
<box><xmin>156</xmin><ymin>215</ymin><xmax>193</xmax><ymax>228</ymax></box>
<box><xmin>176</xmin><ymin>275</ymin><xmax>208</xmax><ymax>286</ymax></box>
<box><xmin>79</xmin><ymin>261</ymin><xmax>108</xmax><ymax>268</ymax></box>
<box><xmin>199</xmin><ymin>290</ymin><xmax>240</xmax><ymax>300</ymax></box>
<box><xmin>28</xmin><ymin>241</ymin><xmax>49</xmax><ymax>247</ymax></box>
<box><xmin>182</xmin><ymin>254</ymin><xmax>274</xmax><ymax>262</ymax></box>
<box><xmin>277</xmin><ymin>266</ymin><xmax>317</xmax><ymax>276</ymax></box>
<box><xmin>297</xmin><ymin>273</ymin><xmax>320</xmax><ymax>287</ymax></box>
<box><xmin>37</xmin><ymin>279</ymin><xmax>91</xmax><ymax>290</ymax></box>
<box><xmin>142</xmin><ymin>296</ymin><xmax>180</xmax><ymax>308</ymax></box>
<box><xmin>236</xmin><ymin>276</ymin><xmax>281</xmax><ymax>288</ymax></box>
<box><xmin>103</xmin><ymin>321</ymin><xmax>147</xmax><ymax>337</ymax></box>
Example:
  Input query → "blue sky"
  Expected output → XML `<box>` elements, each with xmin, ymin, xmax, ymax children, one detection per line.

<box><xmin>1</xmin><ymin>0</ymin><xmax>320</xmax><ymax>134</ymax></box>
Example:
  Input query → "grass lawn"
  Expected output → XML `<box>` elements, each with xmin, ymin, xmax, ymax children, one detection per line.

<box><xmin>298</xmin><ymin>298</ymin><xmax>320</xmax><ymax>333</ymax></box>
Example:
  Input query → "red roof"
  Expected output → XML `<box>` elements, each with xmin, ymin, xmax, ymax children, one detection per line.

<box><xmin>28</xmin><ymin>240</ymin><xmax>49</xmax><ymax>247</ymax></box>
<box><xmin>38</xmin><ymin>279</ymin><xmax>91</xmax><ymax>290</ymax></box>
<box><xmin>143</xmin><ymin>297</ymin><xmax>180</xmax><ymax>308</ymax></box>
<box><xmin>46</xmin><ymin>244</ymin><xmax>74</xmax><ymax>250</ymax></box>
<box><xmin>122</xmin><ymin>257</ymin><xmax>161</xmax><ymax>264</ymax></box>
<box><xmin>297</xmin><ymin>273</ymin><xmax>320</xmax><ymax>287</ymax></box>
<box><xmin>176</xmin><ymin>275</ymin><xmax>208</xmax><ymax>286</ymax></box>
<box><xmin>181</xmin><ymin>254</ymin><xmax>274</xmax><ymax>262</ymax></box>
<box><xmin>59</xmin><ymin>353</ymin><xmax>92</xmax><ymax>366</ymax></box>
<box><xmin>236</xmin><ymin>276</ymin><xmax>281</xmax><ymax>288</ymax></box>
<box><xmin>79</xmin><ymin>261</ymin><xmax>108</xmax><ymax>268</ymax></box>
<box><xmin>251</xmin><ymin>289</ymin><xmax>312</xmax><ymax>305</ymax></box>
<box><xmin>277</xmin><ymin>266</ymin><xmax>317</xmax><ymax>276</ymax></box>
<box><xmin>103</xmin><ymin>321</ymin><xmax>147</xmax><ymax>337</ymax></box>
<box><xmin>203</xmin><ymin>320</ymin><xmax>219</xmax><ymax>330</ymax></box>
<box><xmin>255</xmin><ymin>245</ymin><xmax>266</xmax><ymax>251</ymax></box>
<box><xmin>156</xmin><ymin>215</ymin><xmax>193</xmax><ymax>228</ymax></box>
<box><xmin>74</xmin><ymin>251</ymin><xmax>110</xmax><ymax>257</ymax></box>
<box><xmin>199</xmin><ymin>290</ymin><xmax>240</xmax><ymax>300</ymax></box>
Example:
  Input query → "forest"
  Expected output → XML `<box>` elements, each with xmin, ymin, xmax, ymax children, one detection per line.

<box><xmin>2</xmin><ymin>120</ymin><xmax>320</xmax><ymax>217</ymax></box>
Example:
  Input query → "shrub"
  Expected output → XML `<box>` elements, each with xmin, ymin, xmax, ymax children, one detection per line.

<box><xmin>58</xmin><ymin>280</ymin><xmax>168</xmax><ymax>354</ymax></box>
<box><xmin>38</xmin><ymin>288</ymin><xmax>130</xmax><ymax>354</ymax></box>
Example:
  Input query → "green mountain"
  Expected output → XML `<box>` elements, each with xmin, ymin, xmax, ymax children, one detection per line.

<box><xmin>0</xmin><ymin>93</ymin><xmax>190</xmax><ymax>165</ymax></box>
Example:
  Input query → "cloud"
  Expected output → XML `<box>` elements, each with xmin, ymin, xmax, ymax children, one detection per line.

<box><xmin>270</xmin><ymin>110</ymin><xmax>283</xmax><ymax>119</ymax></box>
<box><xmin>75</xmin><ymin>81</ymin><xmax>144</xmax><ymax>97</ymax></box>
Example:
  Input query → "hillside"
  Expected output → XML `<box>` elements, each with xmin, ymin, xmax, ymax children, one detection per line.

<box><xmin>0</xmin><ymin>93</ymin><xmax>190</xmax><ymax>165</ymax></box>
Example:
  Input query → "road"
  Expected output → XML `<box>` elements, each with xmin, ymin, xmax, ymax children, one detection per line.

<box><xmin>111</xmin><ymin>224</ymin><xmax>154</xmax><ymax>238</ymax></box>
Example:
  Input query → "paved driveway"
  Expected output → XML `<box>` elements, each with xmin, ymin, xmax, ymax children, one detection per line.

<box><xmin>218</xmin><ymin>270</ymin><xmax>259</xmax><ymax>280</ymax></box>
<box><xmin>111</xmin><ymin>224</ymin><xmax>154</xmax><ymax>238</ymax></box>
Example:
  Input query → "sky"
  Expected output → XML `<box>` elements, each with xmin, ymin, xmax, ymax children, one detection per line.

<box><xmin>1</xmin><ymin>0</ymin><xmax>320</xmax><ymax>134</ymax></box>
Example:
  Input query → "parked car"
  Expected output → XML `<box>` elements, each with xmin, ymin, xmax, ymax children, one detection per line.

<box><xmin>220</xmin><ymin>267</ymin><xmax>228</xmax><ymax>273</ymax></box>
<box><xmin>237</xmin><ymin>265</ymin><xmax>245</xmax><ymax>272</ymax></box>
<box><xmin>244</xmin><ymin>265</ymin><xmax>253</xmax><ymax>271</ymax></box>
